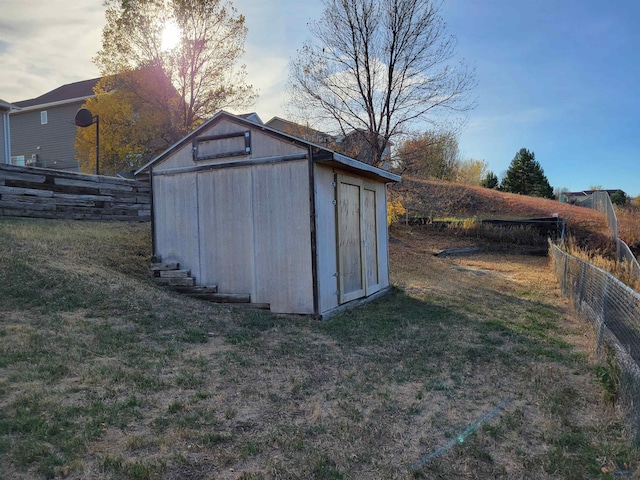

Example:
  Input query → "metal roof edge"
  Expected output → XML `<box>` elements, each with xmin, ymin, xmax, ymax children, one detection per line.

<box><xmin>328</xmin><ymin>152</ymin><xmax>401</xmax><ymax>183</ymax></box>
<box><xmin>0</xmin><ymin>99</ymin><xmax>19</xmax><ymax>112</ymax></box>
<box><xmin>10</xmin><ymin>96</ymin><xmax>95</xmax><ymax>113</ymax></box>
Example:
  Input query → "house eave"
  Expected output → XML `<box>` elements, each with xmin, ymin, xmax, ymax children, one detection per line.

<box><xmin>321</xmin><ymin>152</ymin><xmax>400</xmax><ymax>183</ymax></box>
<box><xmin>0</xmin><ymin>100</ymin><xmax>20</xmax><ymax>112</ymax></box>
<box><xmin>10</xmin><ymin>95</ymin><xmax>96</xmax><ymax>113</ymax></box>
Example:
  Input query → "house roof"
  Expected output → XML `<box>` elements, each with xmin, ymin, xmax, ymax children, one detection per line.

<box><xmin>566</xmin><ymin>189</ymin><xmax>624</xmax><ymax>197</ymax></box>
<box><xmin>12</xmin><ymin>77</ymin><xmax>100</xmax><ymax>110</ymax></box>
<box><xmin>265</xmin><ymin>116</ymin><xmax>334</xmax><ymax>139</ymax></box>
<box><xmin>136</xmin><ymin>110</ymin><xmax>400</xmax><ymax>183</ymax></box>
<box><xmin>238</xmin><ymin>112</ymin><xmax>264</xmax><ymax>124</ymax></box>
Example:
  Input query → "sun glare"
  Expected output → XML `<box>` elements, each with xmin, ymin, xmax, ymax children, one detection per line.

<box><xmin>161</xmin><ymin>21</ymin><xmax>181</xmax><ymax>51</ymax></box>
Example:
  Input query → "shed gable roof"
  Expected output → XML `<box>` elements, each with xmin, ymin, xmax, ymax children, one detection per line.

<box><xmin>136</xmin><ymin>111</ymin><xmax>400</xmax><ymax>183</ymax></box>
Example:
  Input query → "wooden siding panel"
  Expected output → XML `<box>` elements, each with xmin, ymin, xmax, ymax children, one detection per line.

<box><xmin>155</xmin><ymin>118</ymin><xmax>307</xmax><ymax>172</ymax></box>
<box><xmin>196</xmin><ymin>168</ymin><xmax>255</xmax><ymax>294</ymax></box>
<box><xmin>314</xmin><ymin>165</ymin><xmax>339</xmax><ymax>314</ymax></box>
<box><xmin>376</xmin><ymin>183</ymin><xmax>391</xmax><ymax>289</ymax></box>
<box><xmin>252</xmin><ymin>161</ymin><xmax>314</xmax><ymax>314</ymax></box>
<box><xmin>337</xmin><ymin>177</ymin><xmax>365</xmax><ymax>303</ymax></box>
<box><xmin>153</xmin><ymin>173</ymin><xmax>201</xmax><ymax>281</ymax></box>
<box><xmin>249</xmin><ymin>128</ymin><xmax>306</xmax><ymax>159</ymax></box>
<box><xmin>156</xmin><ymin>142</ymin><xmax>194</xmax><ymax>170</ymax></box>
<box><xmin>363</xmin><ymin>186</ymin><xmax>380</xmax><ymax>293</ymax></box>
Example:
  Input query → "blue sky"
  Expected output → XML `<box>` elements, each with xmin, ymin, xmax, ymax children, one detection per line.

<box><xmin>1</xmin><ymin>0</ymin><xmax>638</xmax><ymax>196</ymax></box>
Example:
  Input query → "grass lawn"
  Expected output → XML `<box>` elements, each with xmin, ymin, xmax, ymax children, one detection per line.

<box><xmin>0</xmin><ymin>218</ymin><xmax>637</xmax><ymax>479</ymax></box>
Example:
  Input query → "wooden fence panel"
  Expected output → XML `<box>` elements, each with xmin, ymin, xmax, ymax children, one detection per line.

<box><xmin>0</xmin><ymin>164</ymin><xmax>150</xmax><ymax>221</ymax></box>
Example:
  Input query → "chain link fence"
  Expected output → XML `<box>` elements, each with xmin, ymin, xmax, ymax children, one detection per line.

<box><xmin>577</xmin><ymin>190</ymin><xmax>619</xmax><ymax>240</ymax></box>
<box><xmin>576</xmin><ymin>190</ymin><xmax>640</xmax><ymax>280</ymax></box>
<box><xmin>551</xmin><ymin>243</ymin><xmax>640</xmax><ymax>441</ymax></box>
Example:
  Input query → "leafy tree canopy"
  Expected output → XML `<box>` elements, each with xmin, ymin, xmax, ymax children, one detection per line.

<box><xmin>610</xmin><ymin>190</ymin><xmax>628</xmax><ymax>206</ymax></box>
<box><xmin>75</xmin><ymin>70</ymin><xmax>179</xmax><ymax>175</ymax></box>
<box><xmin>395</xmin><ymin>130</ymin><xmax>460</xmax><ymax>181</ymax></box>
<box><xmin>500</xmin><ymin>148</ymin><xmax>554</xmax><ymax>199</ymax></box>
<box><xmin>83</xmin><ymin>0</ymin><xmax>256</xmax><ymax>173</ymax></box>
<box><xmin>456</xmin><ymin>159</ymin><xmax>488</xmax><ymax>186</ymax></box>
<box><xmin>97</xmin><ymin>0</ymin><xmax>255</xmax><ymax>131</ymax></box>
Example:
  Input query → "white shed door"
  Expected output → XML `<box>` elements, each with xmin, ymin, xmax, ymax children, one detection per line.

<box><xmin>336</xmin><ymin>175</ymin><xmax>380</xmax><ymax>304</ymax></box>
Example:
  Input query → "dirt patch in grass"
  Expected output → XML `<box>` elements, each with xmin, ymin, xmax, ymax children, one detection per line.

<box><xmin>0</xmin><ymin>218</ymin><xmax>638</xmax><ymax>479</ymax></box>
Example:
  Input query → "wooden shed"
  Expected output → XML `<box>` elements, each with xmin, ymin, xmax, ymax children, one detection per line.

<box><xmin>137</xmin><ymin>111</ymin><xmax>400</xmax><ymax>317</ymax></box>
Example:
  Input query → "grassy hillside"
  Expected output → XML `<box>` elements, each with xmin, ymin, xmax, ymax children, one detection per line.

<box><xmin>1</xmin><ymin>218</ymin><xmax>638</xmax><ymax>479</ymax></box>
<box><xmin>392</xmin><ymin>177</ymin><xmax>611</xmax><ymax>240</ymax></box>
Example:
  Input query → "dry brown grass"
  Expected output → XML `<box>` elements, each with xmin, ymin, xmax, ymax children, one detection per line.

<box><xmin>392</xmin><ymin>177</ymin><xmax>611</xmax><ymax>243</ymax></box>
<box><xmin>617</xmin><ymin>205</ymin><xmax>640</xmax><ymax>254</ymax></box>
<box><xmin>558</xmin><ymin>236</ymin><xmax>640</xmax><ymax>292</ymax></box>
<box><xmin>1</xmin><ymin>219</ymin><xmax>638</xmax><ymax>479</ymax></box>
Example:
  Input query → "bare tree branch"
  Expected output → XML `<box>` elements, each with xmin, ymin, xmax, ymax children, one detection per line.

<box><xmin>287</xmin><ymin>0</ymin><xmax>476</xmax><ymax>167</ymax></box>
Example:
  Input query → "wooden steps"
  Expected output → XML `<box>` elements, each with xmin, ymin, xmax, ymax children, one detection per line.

<box><xmin>150</xmin><ymin>257</ymin><xmax>260</xmax><ymax>306</ymax></box>
<box><xmin>151</xmin><ymin>261</ymin><xmax>195</xmax><ymax>287</ymax></box>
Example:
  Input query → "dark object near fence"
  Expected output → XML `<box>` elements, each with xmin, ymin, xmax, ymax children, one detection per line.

<box><xmin>482</xmin><ymin>217</ymin><xmax>564</xmax><ymax>239</ymax></box>
<box><xmin>0</xmin><ymin>163</ymin><xmax>150</xmax><ymax>221</ymax></box>
<box><xmin>407</xmin><ymin>216</ymin><xmax>564</xmax><ymax>239</ymax></box>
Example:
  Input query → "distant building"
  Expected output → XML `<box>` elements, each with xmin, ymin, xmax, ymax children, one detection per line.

<box><xmin>338</xmin><ymin>128</ymin><xmax>393</xmax><ymax>169</ymax></box>
<box><xmin>9</xmin><ymin>78</ymin><xmax>100</xmax><ymax>171</ymax></box>
<box><xmin>265</xmin><ymin>116</ymin><xmax>338</xmax><ymax>146</ymax></box>
<box><xmin>564</xmin><ymin>189</ymin><xmax>626</xmax><ymax>204</ymax></box>
<box><xmin>266</xmin><ymin>117</ymin><xmax>391</xmax><ymax>168</ymax></box>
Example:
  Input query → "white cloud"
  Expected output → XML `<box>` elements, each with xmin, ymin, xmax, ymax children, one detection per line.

<box><xmin>0</xmin><ymin>1</ymin><xmax>104</xmax><ymax>101</ymax></box>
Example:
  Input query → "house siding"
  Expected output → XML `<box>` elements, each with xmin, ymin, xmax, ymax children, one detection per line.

<box><xmin>0</xmin><ymin>114</ymin><xmax>6</xmax><ymax>163</ymax></box>
<box><xmin>10</xmin><ymin>101</ymin><xmax>84</xmax><ymax>171</ymax></box>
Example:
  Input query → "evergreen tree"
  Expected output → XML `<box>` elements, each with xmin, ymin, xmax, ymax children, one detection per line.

<box><xmin>610</xmin><ymin>190</ymin><xmax>628</xmax><ymax>206</ymax></box>
<box><xmin>480</xmin><ymin>171</ymin><xmax>499</xmax><ymax>189</ymax></box>
<box><xmin>501</xmin><ymin>148</ymin><xmax>553</xmax><ymax>198</ymax></box>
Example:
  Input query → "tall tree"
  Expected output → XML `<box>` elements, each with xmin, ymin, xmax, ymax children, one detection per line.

<box><xmin>75</xmin><ymin>70</ymin><xmax>179</xmax><ymax>174</ymax></box>
<box><xmin>287</xmin><ymin>0</ymin><xmax>476</xmax><ymax>167</ymax></box>
<box><xmin>95</xmin><ymin>0</ymin><xmax>255</xmax><ymax>135</ymax></box>
<box><xmin>481</xmin><ymin>171</ymin><xmax>499</xmax><ymax>189</ymax></box>
<box><xmin>456</xmin><ymin>159</ymin><xmax>488</xmax><ymax>186</ymax></box>
<box><xmin>501</xmin><ymin>148</ymin><xmax>554</xmax><ymax>199</ymax></box>
<box><xmin>395</xmin><ymin>130</ymin><xmax>460</xmax><ymax>180</ymax></box>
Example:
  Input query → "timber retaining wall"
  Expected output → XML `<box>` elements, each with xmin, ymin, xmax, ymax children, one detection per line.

<box><xmin>0</xmin><ymin>164</ymin><xmax>150</xmax><ymax>221</ymax></box>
